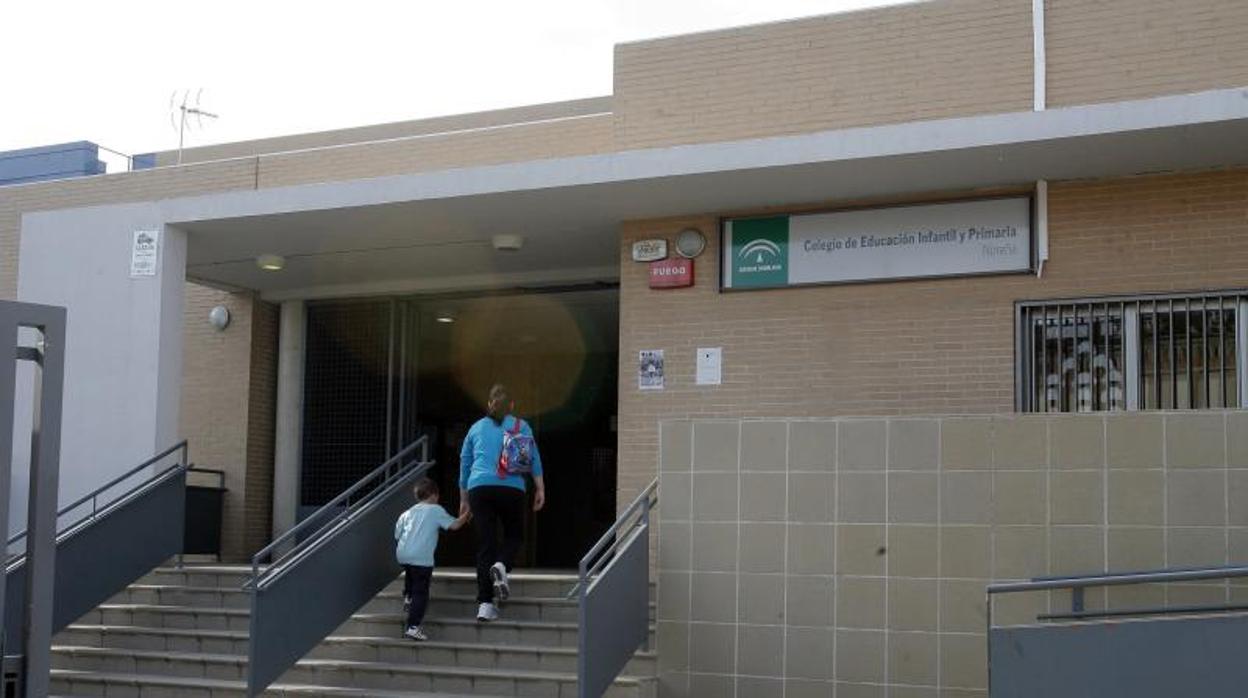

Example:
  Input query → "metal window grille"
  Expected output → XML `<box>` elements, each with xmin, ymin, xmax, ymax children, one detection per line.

<box><xmin>1017</xmin><ymin>291</ymin><xmax>1247</xmax><ymax>412</ymax></box>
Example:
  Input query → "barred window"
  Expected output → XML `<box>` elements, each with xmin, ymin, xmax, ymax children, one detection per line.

<box><xmin>1017</xmin><ymin>291</ymin><xmax>1247</xmax><ymax>412</ymax></box>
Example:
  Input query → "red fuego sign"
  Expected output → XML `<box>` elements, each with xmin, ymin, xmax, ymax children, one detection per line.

<box><xmin>649</xmin><ymin>257</ymin><xmax>694</xmax><ymax>289</ymax></box>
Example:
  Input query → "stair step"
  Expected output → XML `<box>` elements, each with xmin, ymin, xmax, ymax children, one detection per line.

<box><xmin>51</xmin><ymin>669</ymin><xmax>512</xmax><ymax>697</ymax></box>
<box><xmin>50</xmin><ymin>652</ymin><xmax>655</xmax><ymax>697</ymax></box>
<box><xmin>140</xmin><ymin>567</ymin><xmax>584</xmax><ymax>599</ymax></box>
<box><xmin>108</xmin><ymin>586</ymin><xmax>620</xmax><ymax>622</ymax></box>
<box><xmin>55</xmin><ymin>625</ymin><xmax>657</xmax><ymax>675</ymax></box>
<box><xmin>84</xmin><ymin>605</ymin><xmax>655</xmax><ymax>648</ymax></box>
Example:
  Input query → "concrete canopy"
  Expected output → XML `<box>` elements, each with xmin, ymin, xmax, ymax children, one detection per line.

<box><xmin>169</xmin><ymin>87</ymin><xmax>1248</xmax><ymax>300</ymax></box>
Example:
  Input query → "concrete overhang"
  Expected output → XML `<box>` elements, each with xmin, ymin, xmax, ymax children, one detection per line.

<box><xmin>158</xmin><ymin>86</ymin><xmax>1248</xmax><ymax>300</ymax></box>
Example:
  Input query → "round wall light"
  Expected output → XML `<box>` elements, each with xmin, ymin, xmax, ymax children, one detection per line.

<box><xmin>256</xmin><ymin>254</ymin><xmax>286</xmax><ymax>271</ymax></box>
<box><xmin>208</xmin><ymin>305</ymin><xmax>231</xmax><ymax>331</ymax></box>
<box><xmin>675</xmin><ymin>228</ymin><xmax>706</xmax><ymax>258</ymax></box>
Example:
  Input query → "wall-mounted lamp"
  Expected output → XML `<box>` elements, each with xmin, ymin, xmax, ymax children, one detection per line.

<box><xmin>209</xmin><ymin>305</ymin><xmax>231</xmax><ymax>331</ymax></box>
<box><xmin>435</xmin><ymin>311</ymin><xmax>456</xmax><ymax>324</ymax></box>
<box><xmin>256</xmin><ymin>254</ymin><xmax>286</xmax><ymax>271</ymax></box>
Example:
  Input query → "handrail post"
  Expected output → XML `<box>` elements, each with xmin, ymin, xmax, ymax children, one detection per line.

<box><xmin>577</xmin><ymin>553</ymin><xmax>589</xmax><ymax>698</ymax></box>
<box><xmin>641</xmin><ymin>492</ymin><xmax>652</xmax><ymax>652</ymax></box>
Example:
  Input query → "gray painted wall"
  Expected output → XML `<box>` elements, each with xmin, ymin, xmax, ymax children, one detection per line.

<box><xmin>12</xmin><ymin>204</ymin><xmax>185</xmax><ymax>533</ymax></box>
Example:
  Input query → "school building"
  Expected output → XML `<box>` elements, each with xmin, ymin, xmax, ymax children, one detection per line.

<box><xmin>4</xmin><ymin>0</ymin><xmax>1248</xmax><ymax>695</ymax></box>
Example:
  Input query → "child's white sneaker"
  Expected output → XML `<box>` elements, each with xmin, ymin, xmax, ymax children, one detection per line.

<box><xmin>490</xmin><ymin>562</ymin><xmax>510</xmax><ymax>602</ymax></box>
<box><xmin>476</xmin><ymin>602</ymin><xmax>500</xmax><ymax>622</ymax></box>
<box><xmin>403</xmin><ymin>625</ymin><xmax>428</xmax><ymax>641</ymax></box>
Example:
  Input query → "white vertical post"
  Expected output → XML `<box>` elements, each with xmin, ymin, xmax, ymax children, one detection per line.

<box><xmin>1033</xmin><ymin>0</ymin><xmax>1047</xmax><ymax>111</ymax></box>
<box><xmin>272</xmin><ymin>300</ymin><xmax>306</xmax><ymax>541</ymax></box>
<box><xmin>1035</xmin><ymin>180</ymin><xmax>1049</xmax><ymax>278</ymax></box>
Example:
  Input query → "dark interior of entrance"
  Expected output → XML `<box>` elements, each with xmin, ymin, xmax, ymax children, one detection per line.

<box><xmin>299</xmin><ymin>287</ymin><xmax>619</xmax><ymax>569</ymax></box>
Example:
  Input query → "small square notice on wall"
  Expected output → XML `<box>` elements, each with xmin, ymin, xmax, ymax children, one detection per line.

<box><xmin>696</xmin><ymin>347</ymin><xmax>722</xmax><ymax>386</ymax></box>
<box><xmin>639</xmin><ymin>350</ymin><xmax>665</xmax><ymax>390</ymax></box>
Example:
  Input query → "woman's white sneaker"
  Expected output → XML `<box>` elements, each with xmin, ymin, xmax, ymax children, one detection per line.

<box><xmin>476</xmin><ymin>602</ymin><xmax>500</xmax><ymax>622</ymax></box>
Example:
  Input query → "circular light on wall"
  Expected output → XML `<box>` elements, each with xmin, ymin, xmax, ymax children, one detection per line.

<box><xmin>208</xmin><ymin>305</ymin><xmax>231</xmax><ymax>331</ymax></box>
<box><xmin>256</xmin><ymin>254</ymin><xmax>286</xmax><ymax>271</ymax></box>
<box><xmin>675</xmin><ymin>228</ymin><xmax>706</xmax><ymax>258</ymax></box>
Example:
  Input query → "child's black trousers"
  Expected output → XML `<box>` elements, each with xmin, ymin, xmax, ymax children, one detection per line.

<box><xmin>402</xmin><ymin>564</ymin><xmax>433</xmax><ymax>628</ymax></box>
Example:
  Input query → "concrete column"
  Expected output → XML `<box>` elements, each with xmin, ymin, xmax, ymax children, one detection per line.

<box><xmin>15</xmin><ymin>205</ymin><xmax>185</xmax><ymax>524</ymax></box>
<box><xmin>272</xmin><ymin>300</ymin><xmax>305</xmax><ymax>541</ymax></box>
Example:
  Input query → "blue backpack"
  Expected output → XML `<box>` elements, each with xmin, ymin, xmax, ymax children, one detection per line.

<box><xmin>497</xmin><ymin>418</ymin><xmax>535</xmax><ymax>477</ymax></box>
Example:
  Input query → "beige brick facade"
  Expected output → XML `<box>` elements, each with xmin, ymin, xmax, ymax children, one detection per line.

<box><xmin>1</xmin><ymin>0</ymin><xmax>1245</xmax><ymax>591</ymax></box>
<box><xmin>617</xmin><ymin>169</ymin><xmax>1248</xmax><ymax>507</ymax></box>
<box><xmin>1046</xmin><ymin>0</ymin><xmax>1248</xmax><ymax>108</ymax></box>
<box><xmin>614</xmin><ymin>0</ymin><xmax>1034</xmax><ymax>149</ymax></box>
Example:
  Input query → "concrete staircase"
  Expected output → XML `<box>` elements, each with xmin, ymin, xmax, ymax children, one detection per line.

<box><xmin>49</xmin><ymin>566</ymin><xmax>656</xmax><ymax>698</ymax></box>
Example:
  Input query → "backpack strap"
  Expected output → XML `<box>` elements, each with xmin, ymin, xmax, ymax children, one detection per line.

<box><xmin>497</xmin><ymin>416</ymin><xmax>522</xmax><ymax>478</ymax></box>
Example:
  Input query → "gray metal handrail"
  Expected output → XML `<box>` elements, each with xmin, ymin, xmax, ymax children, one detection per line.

<box><xmin>569</xmin><ymin>478</ymin><xmax>659</xmax><ymax>600</ymax></box>
<box><xmin>4</xmin><ymin>441</ymin><xmax>191</xmax><ymax>668</ymax></box>
<box><xmin>987</xmin><ymin>563</ymin><xmax>1248</xmax><ymax>631</ymax></box>
<box><xmin>247</xmin><ymin>436</ymin><xmax>430</xmax><ymax>589</ymax></box>
<box><xmin>6</xmin><ymin>441</ymin><xmax>188</xmax><ymax>555</ymax></box>
<box><xmin>986</xmin><ymin>564</ymin><xmax>1248</xmax><ymax>696</ymax></box>
<box><xmin>574</xmin><ymin>478</ymin><xmax>658</xmax><ymax>698</ymax></box>
<box><xmin>244</xmin><ymin>435</ymin><xmax>434</xmax><ymax>696</ymax></box>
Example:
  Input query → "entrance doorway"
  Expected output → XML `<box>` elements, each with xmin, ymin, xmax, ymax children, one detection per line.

<box><xmin>299</xmin><ymin>287</ymin><xmax>619</xmax><ymax>569</ymax></box>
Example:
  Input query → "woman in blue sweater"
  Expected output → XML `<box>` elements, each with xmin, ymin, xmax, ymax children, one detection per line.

<box><xmin>458</xmin><ymin>383</ymin><xmax>545</xmax><ymax>621</ymax></box>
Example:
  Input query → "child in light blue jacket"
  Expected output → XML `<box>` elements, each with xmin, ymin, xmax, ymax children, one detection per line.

<box><xmin>395</xmin><ymin>477</ymin><xmax>470</xmax><ymax>640</ymax></box>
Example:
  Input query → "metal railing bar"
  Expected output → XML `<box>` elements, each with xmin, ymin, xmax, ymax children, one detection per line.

<box><xmin>1037</xmin><ymin>603</ymin><xmax>1248</xmax><ymax>622</ymax></box>
<box><xmin>1019</xmin><ymin>288</ymin><xmax>1248</xmax><ymax>309</ymax></box>
<box><xmin>5</xmin><ymin>462</ymin><xmax>189</xmax><ymax>572</ymax></box>
<box><xmin>251</xmin><ymin>437</ymin><xmax>428</xmax><ymax>568</ymax></box>
<box><xmin>988</xmin><ymin>565</ymin><xmax>1248</xmax><ymax>594</ymax></box>
<box><xmin>1220</xmin><ymin>296</ymin><xmax>1228</xmax><ymax>407</ymax></box>
<box><xmin>578</xmin><ymin>482</ymin><xmax>658</xmax><ymax>575</ymax></box>
<box><xmin>251</xmin><ymin>459</ymin><xmax>434</xmax><ymax>591</ymax></box>
<box><xmin>570</xmin><ymin>480</ymin><xmax>658</xmax><ymax>599</ymax></box>
<box><xmin>584</xmin><ymin>521</ymin><xmax>648</xmax><ymax>596</ymax></box>
<box><xmin>7</xmin><ymin>441</ymin><xmax>187</xmax><ymax>546</ymax></box>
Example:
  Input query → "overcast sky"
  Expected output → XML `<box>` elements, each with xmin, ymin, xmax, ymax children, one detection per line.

<box><xmin>1</xmin><ymin>0</ymin><xmax>905</xmax><ymax>169</ymax></box>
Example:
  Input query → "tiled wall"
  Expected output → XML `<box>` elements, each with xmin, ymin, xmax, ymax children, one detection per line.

<box><xmin>656</xmin><ymin>412</ymin><xmax>1248</xmax><ymax>697</ymax></box>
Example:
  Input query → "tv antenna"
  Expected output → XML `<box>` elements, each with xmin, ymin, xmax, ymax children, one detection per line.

<box><xmin>169</xmin><ymin>89</ymin><xmax>219</xmax><ymax>164</ymax></box>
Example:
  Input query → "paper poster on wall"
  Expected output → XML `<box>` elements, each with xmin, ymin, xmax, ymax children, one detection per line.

<box><xmin>639</xmin><ymin>350</ymin><xmax>665</xmax><ymax>390</ymax></box>
<box><xmin>696</xmin><ymin>347</ymin><xmax>722</xmax><ymax>386</ymax></box>
<box><xmin>130</xmin><ymin>229</ymin><xmax>160</xmax><ymax>277</ymax></box>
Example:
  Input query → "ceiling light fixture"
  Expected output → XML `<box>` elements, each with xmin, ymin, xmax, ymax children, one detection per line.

<box><xmin>435</xmin><ymin>311</ymin><xmax>456</xmax><ymax>324</ymax></box>
<box><xmin>256</xmin><ymin>254</ymin><xmax>286</xmax><ymax>271</ymax></box>
<box><xmin>492</xmin><ymin>234</ymin><xmax>525</xmax><ymax>252</ymax></box>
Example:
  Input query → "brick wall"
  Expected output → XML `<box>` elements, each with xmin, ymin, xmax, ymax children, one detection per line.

<box><xmin>244</xmin><ymin>300</ymin><xmax>279</xmax><ymax>556</ymax></box>
<box><xmin>254</xmin><ymin>113</ymin><xmax>613</xmax><ymax>188</ymax></box>
<box><xmin>613</xmin><ymin>0</ymin><xmax>1034</xmax><ymax>149</ymax></box>
<box><xmin>0</xmin><ymin>159</ymin><xmax>257</xmax><ymax>300</ymax></box>
<box><xmin>1046</xmin><ymin>0</ymin><xmax>1248</xmax><ymax>108</ymax></box>
<box><xmin>152</xmin><ymin>96</ymin><xmax>612</xmax><ymax>166</ymax></box>
<box><xmin>179</xmin><ymin>288</ymin><xmax>258</xmax><ymax>560</ymax></box>
<box><xmin>617</xmin><ymin>168</ymin><xmax>1248</xmax><ymax>509</ymax></box>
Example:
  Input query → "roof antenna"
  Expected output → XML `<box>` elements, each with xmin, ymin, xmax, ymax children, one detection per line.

<box><xmin>169</xmin><ymin>89</ymin><xmax>219</xmax><ymax>165</ymax></box>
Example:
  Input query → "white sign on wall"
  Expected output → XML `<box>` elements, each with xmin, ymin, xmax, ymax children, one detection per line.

<box><xmin>696</xmin><ymin>347</ymin><xmax>722</xmax><ymax>386</ymax></box>
<box><xmin>130</xmin><ymin>229</ymin><xmax>160</xmax><ymax>277</ymax></box>
<box><xmin>722</xmin><ymin>196</ymin><xmax>1033</xmax><ymax>289</ymax></box>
